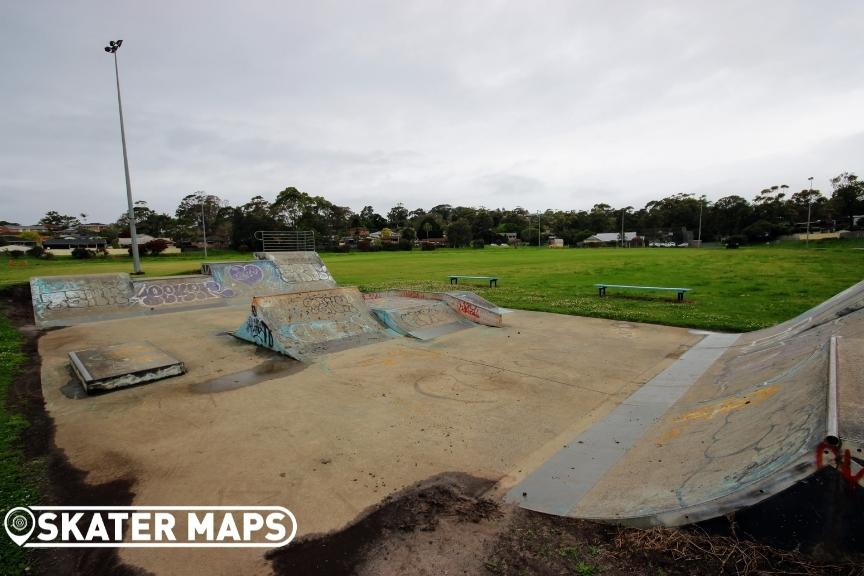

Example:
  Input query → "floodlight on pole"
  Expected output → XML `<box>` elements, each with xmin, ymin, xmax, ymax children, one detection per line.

<box><xmin>806</xmin><ymin>177</ymin><xmax>814</xmax><ymax>248</ymax></box>
<box><xmin>104</xmin><ymin>38</ymin><xmax>141</xmax><ymax>274</ymax></box>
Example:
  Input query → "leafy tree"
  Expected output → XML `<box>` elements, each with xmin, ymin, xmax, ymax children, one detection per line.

<box><xmin>416</xmin><ymin>216</ymin><xmax>443</xmax><ymax>239</ymax></box>
<box><xmin>400</xmin><ymin>226</ymin><xmax>417</xmax><ymax>242</ymax></box>
<box><xmin>19</xmin><ymin>230</ymin><xmax>42</xmax><ymax>245</ymax></box>
<box><xmin>39</xmin><ymin>211</ymin><xmax>80</xmax><ymax>231</ymax></box>
<box><xmin>446</xmin><ymin>219</ymin><xmax>472</xmax><ymax>247</ymax></box>
<box><xmin>830</xmin><ymin>172</ymin><xmax>864</xmax><ymax>229</ymax></box>
<box><xmin>712</xmin><ymin>195</ymin><xmax>753</xmax><ymax>237</ymax></box>
<box><xmin>387</xmin><ymin>203</ymin><xmax>409</xmax><ymax>229</ymax></box>
<box><xmin>358</xmin><ymin>205</ymin><xmax>387</xmax><ymax>230</ymax></box>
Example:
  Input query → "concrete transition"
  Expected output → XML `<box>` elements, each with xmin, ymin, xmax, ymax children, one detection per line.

<box><xmin>68</xmin><ymin>341</ymin><xmax>185</xmax><ymax>392</ymax></box>
<box><xmin>233</xmin><ymin>287</ymin><xmax>394</xmax><ymax>361</ymax></box>
<box><xmin>508</xmin><ymin>279</ymin><xmax>864</xmax><ymax>527</ymax></box>
<box><xmin>29</xmin><ymin>251</ymin><xmax>335</xmax><ymax>327</ymax></box>
<box><xmin>363</xmin><ymin>289</ymin><xmax>503</xmax><ymax>340</ymax></box>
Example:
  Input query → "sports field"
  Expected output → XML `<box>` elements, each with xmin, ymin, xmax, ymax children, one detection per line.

<box><xmin>2</xmin><ymin>241</ymin><xmax>862</xmax><ymax>331</ymax></box>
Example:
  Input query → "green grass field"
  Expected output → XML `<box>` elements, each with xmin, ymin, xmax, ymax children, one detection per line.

<box><xmin>2</xmin><ymin>241</ymin><xmax>862</xmax><ymax>331</ymax></box>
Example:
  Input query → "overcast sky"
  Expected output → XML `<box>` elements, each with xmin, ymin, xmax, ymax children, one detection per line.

<box><xmin>2</xmin><ymin>1</ymin><xmax>862</xmax><ymax>224</ymax></box>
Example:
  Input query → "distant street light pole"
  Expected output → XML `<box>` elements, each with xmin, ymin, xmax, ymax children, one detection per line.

<box><xmin>200</xmin><ymin>194</ymin><xmax>208</xmax><ymax>258</ymax></box>
<box><xmin>697</xmin><ymin>199</ymin><xmax>703</xmax><ymax>247</ymax></box>
<box><xmin>104</xmin><ymin>39</ymin><xmax>141</xmax><ymax>274</ymax></box>
<box><xmin>620</xmin><ymin>210</ymin><xmax>625</xmax><ymax>248</ymax></box>
<box><xmin>537</xmin><ymin>212</ymin><xmax>541</xmax><ymax>248</ymax></box>
<box><xmin>806</xmin><ymin>177</ymin><xmax>814</xmax><ymax>248</ymax></box>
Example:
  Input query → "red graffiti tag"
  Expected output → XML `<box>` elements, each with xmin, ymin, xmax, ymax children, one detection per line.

<box><xmin>457</xmin><ymin>300</ymin><xmax>480</xmax><ymax>320</ymax></box>
<box><xmin>399</xmin><ymin>290</ymin><xmax>427</xmax><ymax>300</ymax></box>
<box><xmin>816</xmin><ymin>441</ymin><xmax>864</xmax><ymax>485</ymax></box>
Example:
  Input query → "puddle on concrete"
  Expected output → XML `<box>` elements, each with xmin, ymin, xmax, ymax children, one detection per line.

<box><xmin>61</xmin><ymin>379</ymin><xmax>88</xmax><ymax>399</ymax></box>
<box><xmin>191</xmin><ymin>358</ymin><xmax>305</xmax><ymax>394</ymax></box>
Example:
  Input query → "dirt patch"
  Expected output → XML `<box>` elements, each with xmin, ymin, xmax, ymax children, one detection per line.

<box><xmin>1</xmin><ymin>284</ymin><xmax>150</xmax><ymax>576</ymax></box>
<box><xmin>268</xmin><ymin>472</ymin><xmax>499</xmax><ymax>575</ymax></box>
<box><xmin>269</xmin><ymin>470</ymin><xmax>863</xmax><ymax>576</ymax></box>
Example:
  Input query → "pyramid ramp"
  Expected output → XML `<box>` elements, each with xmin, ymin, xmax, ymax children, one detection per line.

<box><xmin>234</xmin><ymin>287</ymin><xmax>391</xmax><ymax>361</ymax></box>
<box><xmin>508</xmin><ymin>280</ymin><xmax>864</xmax><ymax>527</ymax></box>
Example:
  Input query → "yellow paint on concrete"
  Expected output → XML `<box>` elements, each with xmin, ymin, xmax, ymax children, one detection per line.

<box><xmin>654</xmin><ymin>385</ymin><xmax>781</xmax><ymax>446</ymax></box>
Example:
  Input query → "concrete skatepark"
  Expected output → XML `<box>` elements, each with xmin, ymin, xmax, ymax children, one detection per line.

<box><xmin>27</xmin><ymin>252</ymin><xmax>864</xmax><ymax>574</ymax></box>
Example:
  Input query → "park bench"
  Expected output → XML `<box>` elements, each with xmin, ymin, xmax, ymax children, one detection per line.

<box><xmin>449</xmin><ymin>275</ymin><xmax>498</xmax><ymax>288</ymax></box>
<box><xmin>595</xmin><ymin>283</ymin><xmax>691</xmax><ymax>302</ymax></box>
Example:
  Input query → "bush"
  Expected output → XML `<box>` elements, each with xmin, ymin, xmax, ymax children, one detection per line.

<box><xmin>144</xmin><ymin>239</ymin><xmax>170</xmax><ymax>255</ymax></box>
<box><xmin>420</xmin><ymin>242</ymin><xmax>436</xmax><ymax>251</ymax></box>
<box><xmin>71</xmin><ymin>247</ymin><xmax>94</xmax><ymax>259</ymax></box>
<box><xmin>471</xmin><ymin>239</ymin><xmax>485</xmax><ymax>249</ymax></box>
<box><xmin>337</xmin><ymin>243</ymin><xmax>351</xmax><ymax>253</ymax></box>
<box><xmin>42</xmin><ymin>251</ymin><xmax>55</xmax><ymax>260</ymax></box>
<box><xmin>9</xmin><ymin>250</ymin><xmax>23</xmax><ymax>259</ymax></box>
<box><xmin>381</xmin><ymin>241</ymin><xmax>399</xmax><ymax>251</ymax></box>
<box><xmin>397</xmin><ymin>239</ymin><xmax>413</xmax><ymax>251</ymax></box>
<box><xmin>27</xmin><ymin>246</ymin><xmax>44</xmax><ymax>258</ymax></box>
<box><xmin>726</xmin><ymin>234</ymin><xmax>746</xmax><ymax>249</ymax></box>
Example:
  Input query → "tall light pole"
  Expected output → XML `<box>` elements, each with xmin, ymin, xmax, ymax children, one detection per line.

<box><xmin>104</xmin><ymin>39</ymin><xmax>142</xmax><ymax>274</ymax></box>
<box><xmin>806</xmin><ymin>176</ymin><xmax>814</xmax><ymax>248</ymax></box>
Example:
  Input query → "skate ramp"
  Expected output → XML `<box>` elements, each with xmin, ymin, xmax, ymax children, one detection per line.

<box><xmin>364</xmin><ymin>294</ymin><xmax>476</xmax><ymax>340</ymax></box>
<box><xmin>30</xmin><ymin>273</ymin><xmax>135</xmax><ymax>327</ymax></box>
<box><xmin>508</xmin><ymin>279</ymin><xmax>864</xmax><ymax>527</ymax></box>
<box><xmin>364</xmin><ymin>289</ymin><xmax>503</xmax><ymax>328</ymax></box>
<box><xmin>30</xmin><ymin>254</ymin><xmax>336</xmax><ymax>328</ymax></box>
<box><xmin>253</xmin><ymin>251</ymin><xmax>336</xmax><ymax>291</ymax></box>
<box><xmin>234</xmin><ymin>287</ymin><xmax>392</xmax><ymax>361</ymax></box>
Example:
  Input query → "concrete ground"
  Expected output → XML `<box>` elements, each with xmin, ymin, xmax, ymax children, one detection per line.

<box><xmin>39</xmin><ymin>307</ymin><xmax>700</xmax><ymax>575</ymax></box>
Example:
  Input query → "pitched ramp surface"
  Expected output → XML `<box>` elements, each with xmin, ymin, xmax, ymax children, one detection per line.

<box><xmin>365</xmin><ymin>293</ymin><xmax>476</xmax><ymax>340</ymax></box>
<box><xmin>31</xmin><ymin>253</ymin><xmax>335</xmax><ymax>327</ymax></box>
<box><xmin>508</xmin><ymin>280</ymin><xmax>864</xmax><ymax>527</ymax></box>
<box><xmin>234</xmin><ymin>287</ymin><xmax>391</xmax><ymax>361</ymax></box>
<box><xmin>254</xmin><ymin>251</ymin><xmax>337</xmax><ymax>291</ymax></box>
<box><xmin>364</xmin><ymin>289</ymin><xmax>503</xmax><ymax>328</ymax></box>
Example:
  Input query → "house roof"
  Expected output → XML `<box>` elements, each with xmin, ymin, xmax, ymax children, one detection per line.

<box><xmin>44</xmin><ymin>237</ymin><xmax>107</xmax><ymax>247</ymax></box>
<box><xmin>586</xmin><ymin>232</ymin><xmax>638</xmax><ymax>242</ymax></box>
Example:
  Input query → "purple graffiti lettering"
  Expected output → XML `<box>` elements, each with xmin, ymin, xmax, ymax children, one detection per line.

<box><xmin>228</xmin><ymin>264</ymin><xmax>264</xmax><ymax>285</ymax></box>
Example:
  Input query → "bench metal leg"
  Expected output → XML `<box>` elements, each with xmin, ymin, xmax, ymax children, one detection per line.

<box><xmin>450</xmin><ymin>278</ymin><xmax>457</xmax><ymax>285</ymax></box>
<box><xmin>598</xmin><ymin>287</ymin><xmax>606</xmax><ymax>297</ymax></box>
<box><xmin>490</xmin><ymin>279</ymin><xmax>497</xmax><ymax>287</ymax></box>
<box><xmin>678</xmin><ymin>291</ymin><xmax>684</xmax><ymax>302</ymax></box>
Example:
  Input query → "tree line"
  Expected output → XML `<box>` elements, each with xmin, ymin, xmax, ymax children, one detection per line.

<box><xmin>27</xmin><ymin>172</ymin><xmax>864</xmax><ymax>250</ymax></box>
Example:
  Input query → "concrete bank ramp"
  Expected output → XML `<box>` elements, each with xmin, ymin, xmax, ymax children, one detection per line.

<box><xmin>364</xmin><ymin>289</ymin><xmax>503</xmax><ymax>329</ymax></box>
<box><xmin>253</xmin><ymin>251</ymin><xmax>336</xmax><ymax>291</ymax></box>
<box><xmin>30</xmin><ymin>253</ymin><xmax>335</xmax><ymax>328</ymax></box>
<box><xmin>508</xmin><ymin>280</ymin><xmax>864</xmax><ymax>527</ymax></box>
<box><xmin>364</xmin><ymin>293</ymin><xmax>476</xmax><ymax>340</ymax></box>
<box><xmin>234</xmin><ymin>287</ymin><xmax>392</xmax><ymax>361</ymax></box>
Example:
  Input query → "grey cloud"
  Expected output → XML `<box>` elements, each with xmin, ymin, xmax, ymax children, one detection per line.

<box><xmin>1</xmin><ymin>0</ymin><xmax>862</xmax><ymax>223</ymax></box>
